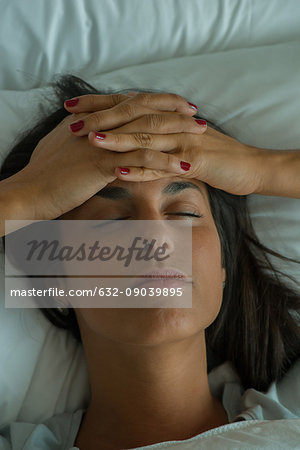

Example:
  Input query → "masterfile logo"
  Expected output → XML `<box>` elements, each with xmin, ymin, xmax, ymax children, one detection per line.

<box><xmin>5</xmin><ymin>220</ymin><xmax>192</xmax><ymax>309</ymax></box>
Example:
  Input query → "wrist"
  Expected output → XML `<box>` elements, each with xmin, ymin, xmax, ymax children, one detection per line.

<box><xmin>0</xmin><ymin>171</ymin><xmax>41</xmax><ymax>221</ymax></box>
<box><xmin>238</xmin><ymin>144</ymin><xmax>267</xmax><ymax>196</ymax></box>
<box><xmin>253</xmin><ymin>149</ymin><xmax>291</xmax><ymax>197</ymax></box>
<box><xmin>250</xmin><ymin>147</ymin><xmax>270</xmax><ymax>195</ymax></box>
<box><xmin>0</xmin><ymin>174</ymin><xmax>38</xmax><ymax>237</ymax></box>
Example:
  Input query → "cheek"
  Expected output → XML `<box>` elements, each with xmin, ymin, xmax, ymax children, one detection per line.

<box><xmin>192</xmin><ymin>226</ymin><xmax>224</xmax><ymax>327</ymax></box>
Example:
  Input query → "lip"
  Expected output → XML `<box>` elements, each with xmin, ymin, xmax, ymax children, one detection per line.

<box><xmin>132</xmin><ymin>267</ymin><xmax>192</xmax><ymax>289</ymax></box>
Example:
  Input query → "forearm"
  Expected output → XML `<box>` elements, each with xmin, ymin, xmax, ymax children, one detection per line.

<box><xmin>255</xmin><ymin>149</ymin><xmax>300</xmax><ymax>198</ymax></box>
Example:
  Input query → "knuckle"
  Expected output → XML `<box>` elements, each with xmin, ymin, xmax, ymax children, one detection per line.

<box><xmin>113</xmin><ymin>133</ymin><xmax>122</xmax><ymax>145</ymax></box>
<box><xmin>89</xmin><ymin>112</ymin><xmax>103</xmax><ymax>129</ymax></box>
<box><xmin>83</xmin><ymin>94</ymin><xmax>96</xmax><ymax>108</ymax></box>
<box><xmin>118</xmin><ymin>102</ymin><xmax>136</xmax><ymax>120</ymax></box>
<box><xmin>133</xmin><ymin>92</ymin><xmax>151</xmax><ymax>105</ymax></box>
<box><xmin>161</xmin><ymin>152</ymin><xmax>177</xmax><ymax>171</ymax></box>
<box><xmin>109</xmin><ymin>93</ymin><xmax>125</xmax><ymax>106</ymax></box>
<box><xmin>145</xmin><ymin>113</ymin><xmax>164</xmax><ymax>130</ymax></box>
<box><xmin>133</xmin><ymin>133</ymin><xmax>153</xmax><ymax>148</ymax></box>
<box><xmin>137</xmin><ymin>167</ymin><xmax>146</xmax><ymax>176</ymax></box>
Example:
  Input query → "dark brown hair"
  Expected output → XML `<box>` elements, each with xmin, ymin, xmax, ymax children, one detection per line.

<box><xmin>1</xmin><ymin>75</ymin><xmax>299</xmax><ymax>392</ymax></box>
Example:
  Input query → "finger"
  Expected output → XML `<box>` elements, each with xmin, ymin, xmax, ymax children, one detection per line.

<box><xmin>64</xmin><ymin>93</ymin><xmax>131</xmax><ymax>113</ymax></box>
<box><xmin>89</xmin><ymin>130</ymin><xmax>192</xmax><ymax>153</ymax></box>
<box><xmin>109</xmin><ymin>114</ymin><xmax>207</xmax><ymax>135</ymax></box>
<box><xmin>111</xmin><ymin>148</ymin><xmax>191</xmax><ymax>175</ymax></box>
<box><xmin>70</xmin><ymin>105</ymin><xmax>207</xmax><ymax>137</ymax></box>
<box><xmin>69</xmin><ymin>102</ymin><xmax>155</xmax><ymax>135</ymax></box>
<box><xmin>114</xmin><ymin>167</ymin><xmax>177</xmax><ymax>182</ymax></box>
<box><xmin>66</xmin><ymin>92</ymin><xmax>198</xmax><ymax>118</ymax></box>
<box><xmin>120</xmin><ymin>92</ymin><xmax>198</xmax><ymax>115</ymax></box>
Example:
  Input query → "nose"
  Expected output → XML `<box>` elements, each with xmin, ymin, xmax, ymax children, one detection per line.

<box><xmin>132</xmin><ymin>206</ymin><xmax>175</xmax><ymax>257</ymax></box>
<box><xmin>138</xmin><ymin>219</ymin><xmax>175</xmax><ymax>258</ymax></box>
<box><xmin>129</xmin><ymin>211</ymin><xmax>191</xmax><ymax>280</ymax></box>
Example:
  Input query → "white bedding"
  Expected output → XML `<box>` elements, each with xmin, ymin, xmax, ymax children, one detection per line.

<box><xmin>0</xmin><ymin>0</ymin><xmax>299</xmax><ymax>436</ymax></box>
<box><xmin>1</xmin><ymin>0</ymin><xmax>300</xmax><ymax>91</ymax></box>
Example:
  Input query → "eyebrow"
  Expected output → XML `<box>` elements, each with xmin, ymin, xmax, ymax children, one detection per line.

<box><xmin>96</xmin><ymin>181</ymin><xmax>205</xmax><ymax>200</ymax></box>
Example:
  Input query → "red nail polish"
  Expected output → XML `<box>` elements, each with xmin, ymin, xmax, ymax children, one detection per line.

<box><xmin>94</xmin><ymin>132</ymin><xmax>106</xmax><ymax>140</ymax></box>
<box><xmin>195</xmin><ymin>119</ymin><xmax>207</xmax><ymax>126</ymax></box>
<box><xmin>70</xmin><ymin>120</ymin><xmax>84</xmax><ymax>132</ymax></box>
<box><xmin>180</xmin><ymin>161</ymin><xmax>191</xmax><ymax>171</ymax></box>
<box><xmin>65</xmin><ymin>98</ymin><xmax>79</xmax><ymax>107</ymax></box>
<box><xmin>188</xmin><ymin>102</ymin><xmax>198</xmax><ymax>110</ymax></box>
<box><xmin>119</xmin><ymin>167</ymin><xmax>130</xmax><ymax>175</ymax></box>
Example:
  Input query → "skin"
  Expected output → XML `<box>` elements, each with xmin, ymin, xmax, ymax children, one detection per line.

<box><xmin>59</xmin><ymin>176</ymin><xmax>227</xmax><ymax>450</ymax></box>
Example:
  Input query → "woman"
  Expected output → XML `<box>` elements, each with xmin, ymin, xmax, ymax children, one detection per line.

<box><xmin>0</xmin><ymin>76</ymin><xmax>299</xmax><ymax>449</ymax></box>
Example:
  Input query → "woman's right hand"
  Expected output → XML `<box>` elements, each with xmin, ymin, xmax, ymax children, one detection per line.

<box><xmin>0</xmin><ymin>112</ymin><xmax>189</xmax><ymax>227</ymax></box>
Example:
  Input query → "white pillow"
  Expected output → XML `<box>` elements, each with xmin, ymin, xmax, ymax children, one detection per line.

<box><xmin>0</xmin><ymin>252</ymin><xmax>90</xmax><ymax>428</ymax></box>
<box><xmin>1</xmin><ymin>0</ymin><xmax>300</xmax><ymax>90</ymax></box>
<box><xmin>0</xmin><ymin>42</ymin><xmax>300</xmax><ymax>426</ymax></box>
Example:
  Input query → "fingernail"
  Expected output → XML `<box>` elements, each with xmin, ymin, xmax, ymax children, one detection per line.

<box><xmin>195</xmin><ymin>119</ymin><xmax>207</xmax><ymax>126</ymax></box>
<box><xmin>188</xmin><ymin>102</ymin><xmax>198</xmax><ymax>111</ymax></box>
<box><xmin>70</xmin><ymin>120</ymin><xmax>84</xmax><ymax>132</ymax></box>
<box><xmin>119</xmin><ymin>167</ymin><xmax>130</xmax><ymax>175</ymax></box>
<box><xmin>65</xmin><ymin>98</ymin><xmax>79</xmax><ymax>107</ymax></box>
<box><xmin>94</xmin><ymin>132</ymin><xmax>106</xmax><ymax>140</ymax></box>
<box><xmin>180</xmin><ymin>161</ymin><xmax>191</xmax><ymax>171</ymax></box>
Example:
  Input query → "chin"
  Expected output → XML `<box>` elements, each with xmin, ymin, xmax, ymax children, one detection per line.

<box><xmin>97</xmin><ymin>307</ymin><xmax>205</xmax><ymax>347</ymax></box>
<box><xmin>77</xmin><ymin>286</ymin><xmax>221</xmax><ymax>346</ymax></box>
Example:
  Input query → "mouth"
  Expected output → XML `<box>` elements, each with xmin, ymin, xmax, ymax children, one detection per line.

<box><xmin>132</xmin><ymin>267</ymin><xmax>192</xmax><ymax>289</ymax></box>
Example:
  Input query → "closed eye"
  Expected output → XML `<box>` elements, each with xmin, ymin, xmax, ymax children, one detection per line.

<box><xmin>113</xmin><ymin>213</ymin><xmax>203</xmax><ymax>219</ymax></box>
<box><xmin>168</xmin><ymin>212</ymin><xmax>203</xmax><ymax>218</ymax></box>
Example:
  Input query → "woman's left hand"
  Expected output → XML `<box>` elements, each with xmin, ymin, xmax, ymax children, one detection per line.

<box><xmin>65</xmin><ymin>93</ymin><xmax>264</xmax><ymax>196</ymax></box>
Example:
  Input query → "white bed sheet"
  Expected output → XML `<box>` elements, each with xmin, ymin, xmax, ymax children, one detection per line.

<box><xmin>0</xmin><ymin>0</ymin><xmax>299</xmax><ymax>432</ymax></box>
<box><xmin>1</xmin><ymin>0</ymin><xmax>300</xmax><ymax>90</ymax></box>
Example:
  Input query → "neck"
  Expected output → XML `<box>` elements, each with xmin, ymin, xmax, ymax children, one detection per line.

<box><xmin>76</xmin><ymin>331</ymin><xmax>228</xmax><ymax>449</ymax></box>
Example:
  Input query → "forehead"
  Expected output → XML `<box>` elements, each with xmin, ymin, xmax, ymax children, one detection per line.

<box><xmin>99</xmin><ymin>177</ymin><xmax>208</xmax><ymax>201</ymax></box>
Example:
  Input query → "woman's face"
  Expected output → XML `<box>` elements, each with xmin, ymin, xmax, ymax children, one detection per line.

<box><xmin>61</xmin><ymin>177</ymin><xmax>226</xmax><ymax>346</ymax></box>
